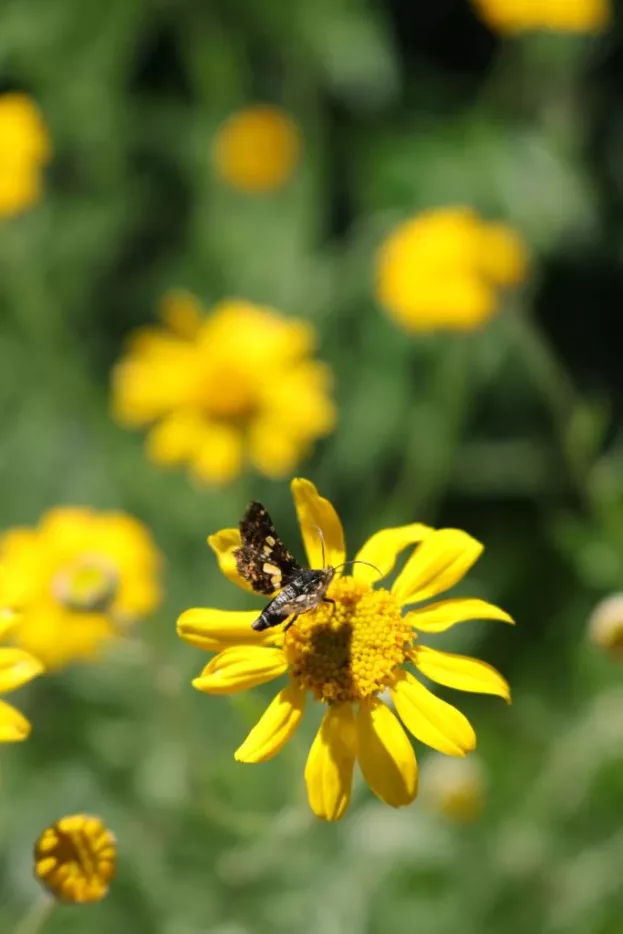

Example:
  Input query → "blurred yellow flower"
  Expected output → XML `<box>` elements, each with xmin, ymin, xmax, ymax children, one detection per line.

<box><xmin>0</xmin><ymin>613</ymin><xmax>43</xmax><ymax>742</ymax></box>
<box><xmin>34</xmin><ymin>814</ymin><xmax>116</xmax><ymax>903</ymax></box>
<box><xmin>0</xmin><ymin>507</ymin><xmax>162</xmax><ymax>669</ymax></box>
<box><xmin>421</xmin><ymin>754</ymin><xmax>486</xmax><ymax>823</ymax></box>
<box><xmin>178</xmin><ymin>478</ymin><xmax>513</xmax><ymax>820</ymax></box>
<box><xmin>0</xmin><ymin>93</ymin><xmax>51</xmax><ymax>218</ymax></box>
<box><xmin>471</xmin><ymin>0</ymin><xmax>610</xmax><ymax>33</ymax></box>
<box><xmin>211</xmin><ymin>105</ymin><xmax>301</xmax><ymax>193</ymax></box>
<box><xmin>376</xmin><ymin>207</ymin><xmax>528</xmax><ymax>333</ymax></box>
<box><xmin>588</xmin><ymin>593</ymin><xmax>623</xmax><ymax>658</ymax></box>
<box><xmin>112</xmin><ymin>294</ymin><xmax>335</xmax><ymax>485</ymax></box>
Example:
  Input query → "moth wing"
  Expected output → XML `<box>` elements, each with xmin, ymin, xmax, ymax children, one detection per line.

<box><xmin>234</xmin><ymin>501</ymin><xmax>301</xmax><ymax>595</ymax></box>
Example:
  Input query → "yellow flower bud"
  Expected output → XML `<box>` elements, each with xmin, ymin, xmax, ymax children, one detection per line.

<box><xmin>34</xmin><ymin>814</ymin><xmax>116</xmax><ymax>903</ymax></box>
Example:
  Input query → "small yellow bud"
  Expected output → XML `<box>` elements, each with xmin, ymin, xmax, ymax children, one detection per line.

<box><xmin>34</xmin><ymin>814</ymin><xmax>116</xmax><ymax>903</ymax></box>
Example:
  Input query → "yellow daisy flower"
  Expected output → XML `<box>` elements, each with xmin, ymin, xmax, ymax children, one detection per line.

<box><xmin>376</xmin><ymin>207</ymin><xmax>528</xmax><ymax>333</ymax></box>
<box><xmin>0</xmin><ymin>614</ymin><xmax>43</xmax><ymax>743</ymax></box>
<box><xmin>471</xmin><ymin>0</ymin><xmax>610</xmax><ymax>33</ymax></box>
<box><xmin>177</xmin><ymin>478</ymin><xmax>513</xmax><ymax>820</ymax></box>
<box><xmin>34</xmin><ymin>814</ymin><xmax>116</xmax><ymax>903</ymax></box>
<box><xmin>0</xmin><ymin>507</ymin><xmax>162</xmax><ymax>670</ymax></box>
<box><xmin>0</xmin><ymin>92</ymin><xmax>51</xmax><ymax>218</ymax></box>
<box><xmin>211</xmin><ymin>105</ymin><xmax>301</xmax><ymax>193</ymax></box>
<box><xmin>112</xmin><ymin>293</ymin><xmax>336</xmax><ymax>485</ymax></box>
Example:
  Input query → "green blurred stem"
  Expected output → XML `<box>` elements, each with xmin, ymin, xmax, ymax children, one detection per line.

<box><xmin>12</xmin><ymin>897</ymin><xmax>55</xmax><ymax>934</ymax></box>
<box><xmin>504</xmin><ymin>307</ymin><xmax>591</xmax><ymax>493</ymax></box>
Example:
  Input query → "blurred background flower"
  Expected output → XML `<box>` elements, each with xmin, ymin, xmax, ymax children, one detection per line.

<box><xmin>0</xmin><ymin>93</ymin><xmax>50</xmax><ymax>218</ymax></box>
<box><xmin>0</xmin><ymin>631</ymin><xmax>42</xmax><ymax>744</ymax></box>
<box><xmin>211</xmin><ymin>105</ymin><xmax>301</xmax><ymax>193</ymax></box>
<box><xmin>0</xmin><ymin>508</ymin><xmax>162</xmax><ymax>669</ymax></box>
<box><xmin>376</xmin><ymin>207</ymin><xmax>528</xmax><ymax>333</ymax></box>
<box><xmin>420</xmin><ymin>754</ymin><xmax>486</xmax><ymax>823</ymax></box>
<box><xmin>112</xmin><ymin>293</ymin><xmax>335</xmax><ymax>484</ymax></box>
<box><xmin>470</xmin><ymin>0</ymin><xmax>611</xmax><ymax>33</ymax></box>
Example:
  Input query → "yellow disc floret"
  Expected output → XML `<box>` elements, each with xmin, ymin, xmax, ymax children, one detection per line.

<box><xmin>284</xmin><ymin>577</ymin><xmax>413</xmax><ymax>704</ymax></box>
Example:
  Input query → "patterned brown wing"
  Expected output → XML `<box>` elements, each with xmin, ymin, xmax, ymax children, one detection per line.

<box><xmin>234</xmin><ymin>501</ymin><xmax>301</xmax><ymax>595</ymax></box>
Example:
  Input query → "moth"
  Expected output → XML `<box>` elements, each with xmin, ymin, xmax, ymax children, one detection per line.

<box><xmin>234</xmin><ymin>500</ymin><xmax>378</xmax><ymax>632</ymax></box>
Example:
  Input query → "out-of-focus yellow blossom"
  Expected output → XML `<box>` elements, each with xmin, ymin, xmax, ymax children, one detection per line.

<box><xmin>178</xmin><ymin>478</ymin><xmax>513</xmax><ymax>821</ymax></box>
<box><xmin>471</xmin><ymin>0</ymin><xmax>610</xmax><ymax>33</ymax></box>
<box><xmin>0</xmin><ymin>93</ymin><xmax>51</xmax><ymax>218</ymax></box>
<box><xmin>421</xmin><ymin>753</ymin><xmax>486</xmax><ymax>823</ymax></box>
<box><xmin>376</xmin><ymin>207</ymin><xmax>528</xmax><ymax>333</ymax></box>
<box><xmin>0</xmin><ymin>508</ymin><xmax>162</xmax><ymax>669</ymax></box>
<box><xmin>211</xmin><ymin>105</ymin><xmax>301</xmax><ymax>192</ymax></box>
<box><xmin>112</xmin><ymin>293</ymin><xmax>335</xmax><ymax>485</ymax></box>
<box><xmin>588</xmin><ymin>593</ymin><xmax>623</xmax><ymax>658</ymax></box>
<box><xmin>34</xmin><ymin>814</ymin><xmax>116</xmax><ymax>903</ymax></box>
<box><xmin>0</xmin><ymin>613</ymin><xmax>43</xmax><ymax>743</ymax></box>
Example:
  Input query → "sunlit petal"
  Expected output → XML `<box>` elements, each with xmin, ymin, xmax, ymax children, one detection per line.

<box><xmin>411</xmin><ymin>646</ymin><xmax>510</xmax><ymax>701</ymax></box>
<box><xmin>235</xmin><ymin>681</ymin><xmax>306</xmax><ymax>763</ymax></box>
<box><xmin>407</xmin><ymin>597</ymin><xmax>514</xmax><ymax>633</ymax></box>
<box><xmin>0</xmin><ymin>699</ymin><xmax>31</xmax><ymax>742</ymax></box>
<box><xmin>352</xmin><ymin>523</ymin><xmax>434</xmax><ymax>584</ymax></box>
<box><xmin>391</xmin><ymin>669</ymin><xmax>476</xmax><ymax>756</ymax></box>
<box><xmin>392</xmin><ymin>529</ymin><xmax>483</xmax><ymax>607</ymax></box>
<box><xmin>207</xmin><ymin>528</ymin><xmax>256</xmax><ymax>593</ymax></box>
<box><xmin>177</xmin><ymin>608</ymin><xmax>273</xmax><ymax>652</ymax></box>
<box><xmin>356</xmin><ymin>697</ymin><xmax>418</xmax><ymax>807</ymax></box>
<box><xmin>0</xmin><ymin>648</ymin><xmax>44</xmax><ymax>694</ymax></box>
<box><xmin>192</xmin><ymin>646</ymin><xmax>287</xmax><ymax>694</ymax></box>
<box><xmin>291</xmin><ymin>478</ymin><xmax>346</xmax><ymax>569</ymax></box>
<box><xmin>305</xmin><ymin>703</ymin><xmax>357</xmax><ymax>821</ymax></box>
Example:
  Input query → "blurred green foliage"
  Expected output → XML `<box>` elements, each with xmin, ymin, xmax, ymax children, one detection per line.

<box><xmin>1</xmin><ymin>1</ymin><xmax>623</xmax><ymax>933</ymax></box>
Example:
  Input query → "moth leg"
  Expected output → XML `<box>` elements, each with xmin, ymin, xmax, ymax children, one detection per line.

<box><xmin>282</xmin><ymin>614</ymin><xmax>299</xmax><ymax>633</ymax></box>
<box><xmin>323</xmin><ymin>597</ymin><xmax>336</xmax><ymax>618</ymax></box>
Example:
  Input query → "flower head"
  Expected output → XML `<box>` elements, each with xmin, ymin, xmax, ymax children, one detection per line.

<box><xmin>0</xmin><ymin>93</ymin><xmax>51</xmax><ymax>218</ymax></box>
<box><xmin>112</xmin><ymin>294</ymin><xmax>335</xmax><ymax>485</ymax></box>
<box><xmin>471</xmin><ymin>0</ymin><xmax>610</xmax><ymax>33</ymax></box>
<box><xmin>588</xmin><ymin>593</ymin><xmax>623</xmax><ymax>658</ymax></box>
<box><xmin>376</xmin><ymin>207</ymin><xmax>528</xmax><ymax>333</ymax></box>
<box><xmin>0</xmin><ymin>613</ymin><xmax>43</xmax><ymax>743</ymax></box>
<box><xmin>34</xmin><ymin>814</ymin><xmax>116</xmax><ymax>903</ymax></box>
<box><xmin>0</xmin><ymin>507</ymin><xmax>162</xmax><ymax>669</ymax></box>
<box><xmin>178</xmin><ymin>479</ymin><xmax>513</xmax><ymax>820</ymax></box>
<box><xmin>211</xmin><ymin>105</ymin><xmax>301</xmax><ymax>193</ymax></box>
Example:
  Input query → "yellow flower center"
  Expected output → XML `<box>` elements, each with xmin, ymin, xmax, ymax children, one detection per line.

<box><xmin>52</xmin><ymin>555</ymin><xmax>118</xmax><ymax>613</ymax></box>
<box><xmin>283</xmin><ymin>576</ymin><xmax>413</xmax><ymax>704</ymax></box>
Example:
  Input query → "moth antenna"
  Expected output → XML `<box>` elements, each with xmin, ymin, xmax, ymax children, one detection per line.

<box><xmin>333</xmin><ymin>559</ymin><xmax>383</xmax><ymax>578</ymax></box>
<box><xmin>312</xmin><ymin>524</ymin><xmax>327</xmax><ymax>569</ymax></box>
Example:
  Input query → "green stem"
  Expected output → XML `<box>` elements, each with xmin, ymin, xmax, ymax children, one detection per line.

<box><xmin>12</xmin><ymin>897</ymin><xmax>56</xmax><ymax>934</ymax></box>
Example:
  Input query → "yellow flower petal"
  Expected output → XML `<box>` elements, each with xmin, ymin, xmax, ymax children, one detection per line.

<box><xmin>407</xmin><ymin>597</ymin><xmax>514</xmax><ymax>633</ymax></box>
<box><xmin>0</xmin><ymin>608</ymin><xmax>20</xmax><ymax>642</ymax></box>
<box><xmin>177</xmin><ymin>608</ymin><xmax>272</xmax><ymax>652</ymax></box>
<box><xmin>0</xmin><ymin>698</ymin><xmax>31</xmax><ymax>741</ymax></box>
<box><xmin>0</xmin><ymin>648</ymin><xmax>44</xmax><ymax>694</ymax></box>
<box><xmin>192</xmin><ymin>646</ymin><xmax>287</xmax><ymax>694</ymax></box>
<box><xmin>411</xmin><ymin>646</ymin><xmax>510</xmax><ymax>701</ymax></box>
<box><xmin>191</xmin><ymin>423</ymin><xmax>243</xmax><ymax>485</ymax></box>
<box><xmin>305</xmin><ymin>703</ymin><xmax>357</xmax><ymax>821</ymax></box>
<box><xmin>207</xmin><ymin>529</ymin><xmax>256</xmax><ymax>594</ymax></box>
<box><xmin>392</xmin><ymin>529</ymin><xmax>484</xmax><ymax>607</ymax></box>
<box><xmin>291</xmin><ymin>478</ymin><xmax>345</xmax><ymax>570</ymax></box>
<box><xmin>391</xmin><ymin>669</ymin><xmax>476</xmax><ymax>756</ymax></box>
<box><xmin>235</xmin><ymin>680</ymin><xmax>306</xmax><ymax>763</ymax></box>
<box><xmin>352</xmin><ymin>522</ymin><xmax>434</xmax><ymax>584</ymax></box>
<box><xmin>356</xmin><ymin>697</ymin><xmax>418</xmax><ymax>807</ymax></box>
